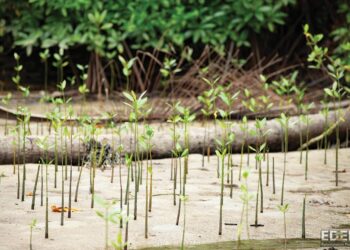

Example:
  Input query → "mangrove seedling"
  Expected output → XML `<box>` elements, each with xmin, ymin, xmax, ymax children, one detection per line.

<box><xmin>176</xmin><ymin>103</ymin><xmax>196</xmax><ymax>180</ymax></box>
<box><xmin>1</xmin><ymin>92</ymin><xmax>12</xmax><ymax>135</ymax></box>
<box><xmin>95</xmin><ymin>196</ymin><xmax>116</xmax><ymax>250</ymax></box>
<box><xmin>258</xmin><ymin>77</ymin><xmax>274</xmax><ymax>117</ymax></box>
<box><xmin>320</xmin><ymin>101</ymin><xmax>329</xmax><ymax>165</ymax></box>
<box><xmin>119</xmin><ymin>56</ymin><xmax>136</xmax><ymax>91</ymax></box>
<box><xmin>237</xmin><ymin>168</ymin><xmax>254</xmax><ymax>247</ymax></box>
<box><xmin>9</xmin><ymin>127</ymin><xmax>18</xmax><ymax>175</ymax></box>
<box><xmin>67</xmin><ymin>105</ymin><xmax>74</xmax><ymax>218</ymax></box>
<box><xmin>272</xmin><ymin>157</ymin><xmax>276</xmax><ymax>194</ymax></box>
<box><xmin>123</xmin><ymin>90</ymin><xmax>149</xmax><ymax>220</ymax></box>
<box><xmin>74</xmin><ymin>115</ymin><xmax>92</xmax><ymax>202</ymax></box>
<box><xmin>160</xmin><ymin>57</ymin><xmax>182</xmax><ymax>98</ymax></box>
<box><xmin>166</xmin><ymin>101</ymin><xmax>181</xmax><ymax>182</ymax></box>
<box><xmin>249</xmin><ymin>143</ymin><xmax>266</xmax><ymax>214</ymax></box>
<box><xmin>277</xmin><ymin>203</ymin><xmax>290</xmax><ymax>250</ymax></box>
<box><xmin>216</xmin><ymin>140</ymin><xmax>227</xmax><ymax>235</ymax></box>
<box><xmin>95</xmin><ymin>196</ymin><xmax>127</xmax><ymax>250</ymax></box>
<box><xmin>17</xmin><ymin>106</ymin><xmax>31</xmax><ymax>202</ymax></box>
<box><xmin>0</xmin><ymin>172</ymin><xmax>5</xmax><ymax>185</ymax></box>
<box><xmin>180</xmin><ymin>195</ymin><xmax>189</xmax><ymax>250</ymax></box>
<box><xmin>52</xmin><ymin>49</ymin><xmax>68</xmax><ymax>84</ymax></box>
<box><xmin>293</xmin><ymin>84</ymin><xmax>307</xmax><ymax>164</ymax></box>
<box><xmin>46</xmin><ymin>108</ymin><xmax>59</xmax><ymax>189</ymax></box>
<box><xmin>29</xmin><ymin>219</ymin><xmax>37</xmax><ymax>250</ymax></box>
<box><xmin>36</xmin><ymin>136</ymin><xmax>52</xmax><ymax>239</ymax></box>
<box><xmin>77</xmin><ymin>64</ymin><xmax>89</xmax><ymax>114</ymax></box>
<box><xmin>324</xmin><ymin>81</ymin><xmax>344</xmax><ymax>186</ymax></box>
<box><xmin>304</xmin><ymin>24</ymin><xmax>350</xmax><ymax>186</ymax></box>
<box><xmin>278</xmin><ymin>113</ymin><xmax>291</xmax><ymax>206</ymax></box>
<box><xmin>242</xmin><ymin>88</ymin><xmax>258</xmax><ymax>166</ymax></box>
<box><xmin>39</xmin><ymin>49</ymin><xmax>50</xmax><ymax>92</ymax></box>
<box><xmin>31</xmin><ymin>161</ymin><xmax>41</xmax><ymax>210</ymax></box>
<box><xmin>202</xmin><ymin>77</ymin><xmax>221</xmax><ymax>176</ymax></box>
<box><xmin>198</xmin><ymin>88</ymin><xmax>214</xmax><ymax>167</ymax></box>
<box><xmin>174</xmin><ymin>143</ymin><xmax>189</xmax><ymax>226</ymax></box>
<box><xmin>238</xmin><ymin>116</ymin><xmax>248</xmax><ymax>180</ymax></box>
<box><xmin>12</xmin><ymin>52</ymin><xmax>23</xmax><ymax>89</ymax></box>
<box><xmin>300</xmin><ymin>103</ymin><xmax>314</xmax><ymax>180</ymax></box>
<box><xmin>139</xmin><ymin>125</ymin><xmax>154</xmax><ymax>238</ymax></box>
<box><xmin>219</xmin><ymin>89</ymin><xmax>240</xmax><ymax>184</ymax></box>
<box><xmin>124</xmin><ymin>154</ymin><xmax>133</xmax><ymax>250</ymax></box>
<box><xmin>302</xmin><ymin>195</ymin><xmax>306</xmax><ymax>239</ymax></box>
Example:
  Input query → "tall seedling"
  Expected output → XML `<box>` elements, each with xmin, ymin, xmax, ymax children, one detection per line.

<box><xmin>139</xmin><ymin>125</ymin><xmax>154</xmax><ymax>238</ymax></box>
<box><xmin>39</xmin><ymin>49</ymin><xmax>50</xmax><ymax>92</ymax></box>
<box><xmin>215</xmin><ymin>138</ymin><xmax>228</xmax><ymax>235</ymax></box>
<box><xmin>176</xmin><ymin>104</ymin><xmax>196</xmax><ymax>181</ymax></box>
<box><xmin>304</xmin><ymin>24</ymin><xmax>349</xmax><ymax>186</ymax></box>
<box><xmin>278</xmin><ymin>113</ymin><xmax>291</xmax><ymax>205</ymax></box>
<box><xmin>239</xmin><ymin>116</ymin><xmax>248</xmax><ymax>180</ymax></box>
<box><xmin>95</xmin><ymin>196</ymin><xmax>128</xmax><ymax>250</ymax></box>
<box><xmin>198</xmin><ymin>89</ymin><xmax>214</xmax><ymax>167</ymax></box>
<box><xmin>123</xmin><ymin>91</ymin><xmax>149</xmax><ymax>220</ymax></box>
<box><xmin>300</xmin><ymin>103</ymin><xmax>314</xmax><ymax>180</ymax></box>
<box><xmin>119</xmin><ymin>56</ymin><xmax>136</xmax><ymax>91</ymax></box>
<box><xmin>277</xmin><ymin>204</ymin><xmax>290</xmax><ymax>250</ymax></box>
<box><xmin>29</xmin><ymin>219</ymin><xmax>37</xmax><ymax>250</ymax></box>
<box><xmin>1</xmin><ymin>93</ymin><xmax>12</xmax><ymax>136</ymax></box>
<box><xmin>174</xmin><ymin>143</ymin><xmax>189</xmax><ymax>226</ymax></box>
<box><xmin>202</xmin><ymin>77</ymin><xmax>221</xmax><ymax>176</ymax></box>
<box><xmin>166</xmin><ymin>101</ymin><xmax>181</xmax><ymax>189</ymax></box>
<box><xmin>36</xmin><ymin>136</ymin><xmax>52</xmax><ymax>239</ymax></box>
<box><xmin>124</xmin><ymin>154</ymin><xmax>133</xmax><ymax>250</ymax></box>
<box><xmin>17</xmin><ymin>106</ymin><xmax>31</xmax><ymax>202</ymax></box>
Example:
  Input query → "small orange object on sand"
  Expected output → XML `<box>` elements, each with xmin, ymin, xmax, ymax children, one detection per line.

<box><xmin>51</xmin><ymin>205</ymin><xmax>79</xmax><ymax>213</ymax></box>
<box><xmin>26</xmin><ymin>192</ymin><xmax>33</xmax><ymax>196</ymax></box>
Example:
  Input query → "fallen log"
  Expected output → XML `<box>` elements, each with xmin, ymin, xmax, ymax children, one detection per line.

<box><xmin>0</xmin><ymin>108</ymin><xmax>349</xmax><ymax>165</ymax></box>
<box><xmin>1</xmin><ymin>99</ymin><xmax>350</xmax><ymax>123</ymax></box>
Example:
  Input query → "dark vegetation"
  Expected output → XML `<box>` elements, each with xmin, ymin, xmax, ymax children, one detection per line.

<box><xmin>0</xmin><ymin>0</ymin><xmax>349</xmax><ymax>103</ymax></box>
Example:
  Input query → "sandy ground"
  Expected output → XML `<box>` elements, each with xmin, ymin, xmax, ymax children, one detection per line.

<box><xmin>0</xmin><ymin>148</ymin><xmax>349</xmax><ymax>250</ymax></box>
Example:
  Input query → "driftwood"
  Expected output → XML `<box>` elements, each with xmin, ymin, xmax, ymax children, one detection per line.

<box><xmin>1</xmin><ymin>100</ymin><xmax>350</xmax><ymax>123</ymax></box>
<box><xmin>0</xmin><ymin>108</ymin><xmax>349</xmax><ymax>165</ymax></box>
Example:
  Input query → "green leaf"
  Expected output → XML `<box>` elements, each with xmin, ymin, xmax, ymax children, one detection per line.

<box><xmin>123</xmin><ymin>91</ymin><xmax>134</xmax><ymax>102</ymax></box>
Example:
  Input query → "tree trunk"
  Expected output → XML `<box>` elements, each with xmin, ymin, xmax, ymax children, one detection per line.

<box><xmin>0</xmin><ymin>108</ymin><xmax>349</xmax><ymax>165</ymax></box>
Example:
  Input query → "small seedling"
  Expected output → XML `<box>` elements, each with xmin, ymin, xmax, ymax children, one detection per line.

<box><xmin>180</xmin><ymin>195</ymin><xmax>189</xmax><ymax>250</ymax></box>
<box><xmin>300</xmin><ymin>103</ymin><xmax>314</xmax><ymax>180</ymax></box>
<box><xmin>249</xmin><ymin>143</ymin><xmax>266</xmax><ymax>213</ymax></box>
<box><xmin>302</xmin><ymin>195</ymin><xmax>306</xmax><ymax>239</ymax></box>
<box><xmin>36</xmin><ymin>136</ymin><xmax>53</xmax><ymax>239</ymax></box>
<box><xmin>29</xmin><ymin>219</ymin><xmax>37</xmax><ymax>250</ymax></box>
<box><xmin>139</xmin><ymin>125</ymin><xmax>154</xmax><ymax>238</ymax></box>
<box><xmin>278</xmin><ymin>113</ymin><xmax>292</xmax><ymax>205</ymax></box>
<box><xmin>277</xmin><ymin>203</ymin><xmax>290</xmax><ymax>250</ymax></box>
<box><xmin>1</xmin><ymin>92</ymin><xmax>12</xmax><ymax>135</ymax></box>
<box><xmin>123</xmin><ymin>90</ymin><xmax>149</xmax><ymax>220</ymax></box>
<box><xmin>239</xmin><ymin>116</ymin><xmax>248</xmax><ymax>180</ymax></box>
<box><xmin>237</xmin><ymin>168</ymin><xmax>254</xmax><ymax>247</ymax></box>
<box><xmin>95</xmin><ymin>196</ymin><xmax>127</xmax><ymax>250</ymax></box>
<box><xmin>272</xmin><ymin>157</ymin><xmax>276</xmax><ymax>194</ymax></box>
<box><xmin>0</xmin><ymin>172</ymin><xmax>5</xmax><ymax>185</ymax></box>
<box><xmin>119</xmin><ymin>56</ymin><xmax>136</xmax><ymax>91</ymax></box>
<box><xmin>39</xmin><ymin>49</ymin><xmax>50</xmax><ymax>92</ymax></box>
<box><xmin>216</xmin><ymin>142</ymin><xmax>227</xmax><ymax>235</ymax></box>
<box><xmin>124</xmin><ymin>154</ymin><xmax>133</xmax><ymax>250</ymax></box>
<box><xmin>174</xmin><ymin>143</ymin><xmax>189</xmax><ymax>226</ymax></box>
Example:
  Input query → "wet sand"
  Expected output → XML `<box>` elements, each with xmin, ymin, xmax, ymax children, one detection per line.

<box><xmin>0</xmin><ymin>148</ymin><xmax>349</xmax><ymax>249</ymax></box>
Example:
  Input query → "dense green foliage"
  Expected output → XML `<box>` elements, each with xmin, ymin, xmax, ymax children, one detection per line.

<box><xmin>0</xmin><ymin>0</ymin><xmax>295</xmax><ymax>55</ymax></box>
<box><xmin>331</xmin><ymin>3</ymin><xmax>350</xmax><ymax>82</ymax></box>
<box><xmin>1</xmin><ymin>0</ymin><xmax>349</xmax><ymax>93</ymax></box>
